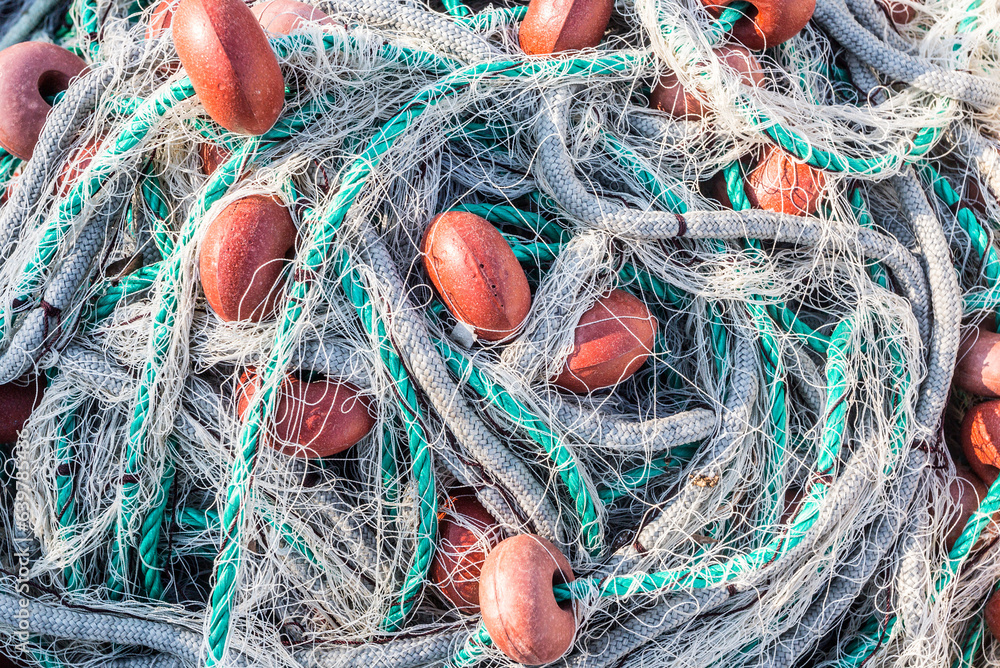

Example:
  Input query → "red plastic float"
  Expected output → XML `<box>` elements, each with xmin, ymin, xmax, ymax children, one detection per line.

<box><xmin>199</xmin><ymin>143</ymin><xmax>232</xmax><ymax>176</ymax></box>
<box><xmin>553</xmin><ymin>289</ymin><xmax>656</xmax><ymax>393</ymax></box>
<box><xmin>0</xmin><ymin>376</ymin><xmax>44</xmax><ymax>443</ymax></box>
<box><xmin>699</xmin><ymin>0</ymin><xmax>816</xmax><ymax>50</ymax></box>
<box><xmin>945</xmin><ymin>467</ymin><xmax>990</xmax><ymax>550</ymax></box>
<box><xmin>745</xmin><ymin>145</ymin><xmax>826</xmax><ymax>216</ymax></box>
<box><xmin>0</xmin><ymin>42</ymin><xmax>86</xmax><ymax>160</ymax></box>
<box><xmin>518</xmin><ymin>0</ymin><xmax>613</xmax><ymax>55</ymax></box>
<box><xmin>479</xmin><ymin>534</ymin><xmax>576</xmax><ymax>665</ymax></box>
<box><xmin>172</xmin><ymin>0</ymin><xmax>285</xmax><ymax>135</ymax></box>
<box><xmin>960</xmin><ymin>400</ymin><xmax>1000</xmax><ymax>487</ymax></box>
<box><xmin>650</xmin><ymin>45</ymin><xmax>764</xmax><ymax>119</ymax></box>
<box><xmin>146</xmin><ymin>0</ymin><xmax>180</xmax><ymax>38</ymax></box>
<box><xmin>252</xmin><ymin>0</ymin><xmax>334</xmax><ymax>34</ymax></box>
<box><xmin>430</xmin><ymin>491</ymin><xmax>503</xmax><ymax>613</ymax></box>
<box><xmin>237</xmin><ymin>371</ymin><xmax>375</xmax><ymax>458</ymax></box>
<box><xmin>954</xmin><ymin>325</ymin><xmax>1000</xmax><ymax>398</ymax></box>
<box><xmin>199</xmin><ymin>194</ymin><xmax>297</xmax><ymax>322</ymax></box>
<box><xmin>988</xmin><ymin>588</ymin><xmax>1000</xmax><ymax>640</ymax></box>
<box><xmin>422</xmin><ymin>211</ymin><xmax>532</xmax><ymax>342</ymax></box>
<box><xmin>881</xmin><ymin>0</ymin><xmax>916</xmax><ymax>24</ymax></box>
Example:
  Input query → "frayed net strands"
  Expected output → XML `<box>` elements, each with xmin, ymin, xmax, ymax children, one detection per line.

<box><xmin>0</xmin><ymin>0</ymin><xmax>995</xmax><ymax>665</ymax></box>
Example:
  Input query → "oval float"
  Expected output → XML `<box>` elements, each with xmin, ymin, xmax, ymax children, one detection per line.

<box><xmin>237</xmin><ymin>371</ymin><xmax>375</xmax><ymax>458</ymax></box>
<box><xmin>479</xmin><ymin>534</ymin><xmax>576</xmax><ymax>665</ymax></box>
<box><xmin>699</xmin><ymin>0</ymin><xmax>815</xmax><ymax>50</ymax></box>
<box><xmin>988</xmin><ymin>588</ymin><xmax>1000</xmax><ymax>640</ymax></box>
<box><xmin>430</xmin><ymin>491</ymin><xmax>503</xmax><ymax>614</ymax></box>
<box><xmin>199</xmin><ymin>194</ymin><xmax>297</xmax><ymax>322</ymax></box>
<box><xmin>960</xmin><ymin>400</ymin><xmax>1000</xmax><ymax>487</ymax></box>
<box><xmin>422</xmin><ymin>211</ymin><xmax>531</xmax><ymax>342</ymax></box>
<box><xmin>252</xmin><ymin>0</ymin><xmax>334</xmax><ymax>34</ymax></box>
<box><xmin>553</xmin><ymin>289</ymin><xmax>656</xmax><ymax>394</ymax></box>
<box><xmin>0</xmin><ymin>376</ymin><xmax>43</xmax><ymax>443</ymax></box>
<box><xmin>746</xmin><ymin>145</ymin><xmax>826</xmax><ymax>216</ymax></box>
<box><xmin>518</xmin><ymin>0</ymin><xmax>613</xmax><ymax>55</ymax></box>
<box><xmin>945</xmin><ymin>467</ymin><xmax>990</xmax><ymax>550</ymax></box>
<box><xmin>0</xmin><ymin>42</ymin><xmax>86</xmax><ymax>160</ymax></box>
<box><xmin>954</xmin><ymin>325</ymin><xmax>1000</xmax><ymax>398</ymax></box>
<box><xmin>173</xmin><ymin>0</ymin><xmax>285</xmax><ymax>135</ymax></box>
<box><xmin>650</xmin><ymin>45</ymin><xmax>764</xmax><ymax>119</ymax></box>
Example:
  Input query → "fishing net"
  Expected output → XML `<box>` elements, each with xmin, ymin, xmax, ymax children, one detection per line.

<box><xmin>0</xmin><ymin>0</ymin><xmax>996</xmax><ymax>665</ymax></box>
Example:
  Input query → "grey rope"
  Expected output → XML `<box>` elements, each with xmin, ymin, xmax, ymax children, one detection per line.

<box><xmin>813</xmin><ymin>0</ymin><xmax>1000</xmax><ymax>111</ymax></box>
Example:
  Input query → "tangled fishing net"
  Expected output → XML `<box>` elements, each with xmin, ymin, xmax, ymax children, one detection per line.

<box><xmin>0</xmin><ymin>0</ymin><xmax>996</xmax><ymax>664</ymax></box>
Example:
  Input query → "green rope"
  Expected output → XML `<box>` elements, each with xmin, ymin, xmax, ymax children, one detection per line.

<box><xmin>53</xmin><ymin>391</ymin><xmax>84</xmax><ymax>592</ymax></box>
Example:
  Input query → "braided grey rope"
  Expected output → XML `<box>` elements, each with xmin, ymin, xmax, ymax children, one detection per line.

<box><xmin>0</xmin><ymin>590</ymin><xmax>203</xmax><ymax>665</ymax></box>
<box><xmin>766</xmin><ymin>449</ymin><xmax>924</xmax><ymax>666</ymax></box>
<box><xmin>0</xmin><ymin>177</ymin><xmax>128</xmax><ymax>383</ymax></box>
<box><xmin>106</xmin><ymin>656</ymin><xmax>183</xmax><ymax>668</ymax></box>
<box><xmin>813</xmin><ymin>0</ymin><xmax>1000</xmax><ymax>111</ymax></box>
<box><xmin>561</xmin><ymin>588</ymin><xmax>731</xmax><ymax>668</ymax></box>
<box><xmin>632</xmin><ymin>333</ymin><xmax>757</xmax><ymax>552</ymax></box>
<box><xmin>842</xmin><ymin>0</ymin><xmax>916</xmax><ymax>55</ymax></box>
<box><xmin>534</xmin><ymin>89</ymin><xmax>932</xmax><ymax>347</ymax></box>
<box><xmin>891</xmin><ymin>168</ymin><xmax>961</xmax><ymax>431</ymax></box>
<box><xmin>322</xmin><ymin>0</ymin><xmax>495</xmax><ymax>63</ymax></box>
<box><xmin>624</xmin><ymin>112</ymin><xmax>696</xmax><ymax>147</ymax></box>
<box><xmin>845</xmin><ymin>52</ymin><xmax>886</xmax><ymax>104</ymax></box>
<box><xmin>0</xmin><ymin>63</ymin><xmax>121</xmax><ymax>261</ymax></box>
<box><xmin>953</xmin><ymin>123</ymin><xmax>1000</xmax><ymax>206</ymax></box>
<box><xmin>299</xmin><ymin>627</ymin><xmax>468</xmax><ymax>667</ymax></box>
<box><xmin>357</xmin><ymin>224</ymin><xmax>564</xmax><ymax>543</ymax></box>
<box><xmin>305</xmin><ymin>488</ymin><xmax>381</xmax><ymax>573</ymax></box>
<box><xmin>292</xmin><ymin>337</ymin><xmax>372</xmax><ymax>390</ymax></box>
<box><xmin>546</xmin><ymin>394</ymin><xmax>718</xmax><ymax>453</ymax></box>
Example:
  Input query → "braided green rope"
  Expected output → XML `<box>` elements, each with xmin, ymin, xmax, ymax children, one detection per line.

<box><xmin>457</xmin><ymin>5</ymin><xmax>528</xmax><ymax>29</ymax></box>
<box><xmin>597</xmin><ymin>442</ymin><xmax>699</xmax><ymax>503</ymax></box>
<box><xmin>435</xmin><ymin>334</ymin><xmax>604</xmax><ymax>556</ymax></box>
<box><xmin>953</xmin><ymin>612</ymin><xmax>984</xmax><ymax>668</ymax></box>
<box><xmin>53</xmin><ymin>391</ymin><xmax>84</xmax><ymax>592</ymax></box>
<box><xmin>848</xmin><ymin>187</ymin><xmax>890</xmax><ymax>289</ymax></box>
<box><xmin>137</xmin><ymin>462</ymin><xmax>174</xmax><ymax>600</ymax></box>
<box><xmin>449</xmin><ymin>622</ymin><xmax>494</xmax><ymax>668</ymax></box>
<box><xmin>441</xmin><ymin>0</ymin><xmax>472</xmax><ymax>19</ymax></box>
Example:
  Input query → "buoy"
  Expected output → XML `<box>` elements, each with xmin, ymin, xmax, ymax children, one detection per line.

<box><xmin>0</xmin><ymin>42</ymin><xmax>86</xmax><ymax>160</ymax></box>
<box><xmin>199</xmin><ymin>194</ymin><xmax>297</xmax><ymax>322</ymax></box>
<box><xmin>0</xmin><ymin>376</ymin><xmax>43</xmax><ymax>443</ymax></box>
<box><xmin>251</xmin><ymin>0</ymin><xmax>334</xmax><ymax>35</ymax></box>
<box><xmin>700</xmin><ymin>0</ymin><xmax>816</xmax><ymax>50</ymax></box>
<box><xmin>745</xmin><ymin>145</ymin><xmax>826</xmax><ymax>216</ymax></box>
<box><xmin>479</xmin><ymin>534</ymin><xmax>576</xmax><ymax>665</ymax></box>
<box><xmin>960</xmin><ymin>400</ymin><xmax>1000</xmax><ymax>486</ymax></box>
<box><xmin>422</xmin><ymin>211</ymin><xmax>532</xmax><ymax>342</ymax></box>
<box><xmin>553</xmin><ymin>289</ymin><xmax>656</xmax><ymax>393</ymax></box>
<box><xmin>518</xmin><ymin>0</ymin><xmax>613</xmax><ymax>55</ymax></box>
<box><xmin>199</xmin><ymin>142</ymin><xmax>232</xmax><ymax>176</ymax></box>
<box><xmin>54</xmin><ymin>137</ymin><xmax>103</xmax><ymax>196</ymax></box>
<box><xmin>172</xmin><ymin>0</ymin><xmax>285</xmax><ymax>135</ymax></box>
<box><xmin>237</xmin><ymin>371</ymin><xmax>375</xmax><ymax>458</ymax></box>
<box><xmin>146</xmin><ymin>0</ymin><xmax>180</xmax><ymax>39</ymax></box>
<box><xmin>881</xmin><ymin>0</ymin><xmax>916</xmax><ymax>24</ymax></box>
<box><xmin>987</xmin><ymin>588</ymin><xmax>1000</xmax><ymax>640</ymax></box>
<box><xmin>954</xmin><ymin>325</ymin><xmax>1000</xmax><ymax>398</ymax></box>
<box><xmin>430</xmin><ymin>491</ymin><xmax>503</xmax><ymax>614</ymax></box>
<box><xmin>944</xmin><ymin>467</ymin><xmax>990</xmax><ymax>550</ymax></box>
<box><xmin>650</xmin><ymin>45</ymin><xmax>764</xmax><ymax>119</ymax></box>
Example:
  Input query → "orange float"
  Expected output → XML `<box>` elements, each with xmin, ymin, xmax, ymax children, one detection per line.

<box><xmin>553</xmin><ymin>289</ymin><xmax>656</xmax><ymax>393</ymax></box>
<box><xmin>430</xmin><ymin>491</ymin><xmax>503</xmax><ymax>614</ymax></box>
<box><xmin>252</xmin><ymin>0</ymin><xmax>334</xmax><ymax>34</ymax></box>
<box><xmin>0</xmin><ymin>376</ymin><xmax>44</xmax><ymax>443</ymax></box>
<box><xmin>172</xmin><ymin>0</ymin><xmax>284</xmax><ymax>135</ymax></box>
<box><xmin>479</xmin><ymin>534</ymin><xmax>576</xmax><ymax>665</ymax></box>
<box><xmin>650</xmin><ymin>45</ymin><xmax>764</xmax><ymax>119</ymax></box>
<box><xmin>745</xmin><ymin>145</ymin><xmax>826</xmax><ymax>216</ymax></box>
<box><xmin>199</xmin><ymin>195</ymin><xmax>297</xmax><ymax>322</ymax></box>
<box><xmin>518</xmin><ymin>0</ymin><xmax>613</xmax><ymax>55</ymax></box>
<box><xmin>953</xmin><ymin>325</ymin><xmax>1000</xmax><ymax>398</ymax></box>
<box><xmin>237</xmin><ymin>371</ymin><xmax>375</xmax><ymax>458</ymax></box>
<box><xmin>0</xmin><ymin>42</ymin><xmax>86</xmax><ymax>160</ymax></box>
<box><xmin>422</xmin><ymin>211</ymin><xmax>531</xmax><ymax>342</ymax></box>
<box><xmin>960</xmin><ymin>400</ymin><xmax>1000</xmax><ymax>487</ymax></box>
<box><xmin>699</xmin><ymin>0</ymin><xmax>815</xmax><ymax>50</ymax></box>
